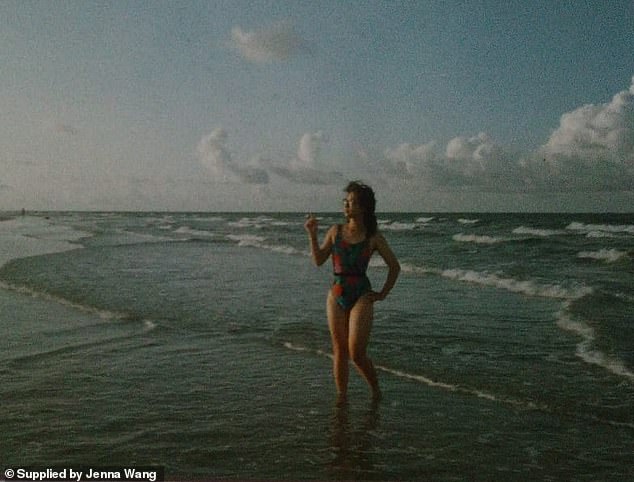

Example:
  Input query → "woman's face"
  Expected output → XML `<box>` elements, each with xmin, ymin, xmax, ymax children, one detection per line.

<box><xmin>343</xmin><ymin>191</ymin><xmax>363</xmax><ymax>218</ymax></box>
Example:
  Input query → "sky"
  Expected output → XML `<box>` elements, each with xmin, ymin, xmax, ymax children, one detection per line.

<box><xmin>1</xmin><ymin>0</ymin><xmax>633</xmax><ymax>212</ymax></box>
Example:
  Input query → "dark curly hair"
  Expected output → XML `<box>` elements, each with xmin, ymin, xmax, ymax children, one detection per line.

<box><xmin>344</xmin><ymin>180</ymin><xmax>378</xmax><ymax>237</ymax></box>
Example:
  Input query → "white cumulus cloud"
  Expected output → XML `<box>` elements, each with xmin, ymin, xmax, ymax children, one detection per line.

<box><xmin>542</xmin><ymin>77</ymin><xmax>634</xmax><ymax>164</ymax></box>
<box><xmin>197</xmin><ymin>128</ymin><xmax>232</xmax><ymax>179</ymax></box>
<box><xmin>383</xmin><ymin>133</ymin><xmax>515</xmax><ymax>189</ymax></box>
<box><xmin>197</xmin><ymin>128</ymin><xmax>269</xmax><ymax>184</ymax></box>
<box><xmin>270</xmin><ymin>131</ymin><xmax>341</xmax><ymax>185</ymax></box>
<box><xmin>231</xmin><ymin>22</ymin><xmax>303</xmax><ymax>63</ymax></box>
<box><xmin>384</xmin><ymin>141</ymin><xmax>437</xmax><ymax>176</ymax></box>
<box><xmin>296</xmin><ymin>131</ymin><xmax>326</xmax><ymax>168</ymax></box>
<box><xmin>380</xmin><ymin>77</ymin><xmax>634</xmax><ymax>192</ymax></box>
<box><xmin>446</xmin><ymin>133</ymin><xmax>498</xmax><ymax>175</ymax></box>
<box><xmin>532</xmin><ymin>76</ymin><xmax>634</xmax><ymax>190</ymax></box>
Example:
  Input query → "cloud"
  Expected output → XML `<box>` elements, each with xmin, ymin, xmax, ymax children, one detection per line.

<box><xmin>384</xmin><ymin>141</ymin><xmax>437</xmax><ymax>177</ymax></box>
<box><xmin>532</xmin><ymin>76</ymin><xmax>634</xmax><ymax>191</ymax></box>
<box><xmin>444</xmin><ymin>133</ymin><xmax>515</xmax><ymax>187</ymax></box>
<box><xmin>199</xmin><ymin>77</ymin><xmax>634</xmax><ymax>193</ymax></box>
<box><xmin>197</xmin><ymin>128</ymin><xmax>269</xmax><ymax>184</ymax></box>
<box><xmin>296</xmin><ymin>131</ymin><xmax>326</xmax><ymax>167</ymax></box>
<box><xmin>383</xmin><ymin>133</ymin><xmax>516</xmax><ymax>189</ymax></box>
<box><xmin>380</xmin><ymin>77</ymin><xmax>634</xmax><ymax>193</ymax></box>
<box><xmin>231</xmin><ymin>22</ymin><xmax>303</xmax><ymax>63</ymax></box>
<box><xmin>542</xmin><ymin>77</ymin><xmax>634</xmax><ymax>163</ymax></box>
<box><xmin>445</xmin><ymin>132</ymin><xmax>510</xmax><ymax>175</ymax></box>
<box><xmin>269</xmin><ymin>131</ymin><xmax>342</xmax><ymax>185</ymax></box>
<box><xmin>197</xmin><ymin>129</ymin><xmax>341</xmax><ymax>186</ymax></box>
<box><xmin>197</xmin><ymin>128</ymin><xmax>232</xmax><ymax>178</ymax></box>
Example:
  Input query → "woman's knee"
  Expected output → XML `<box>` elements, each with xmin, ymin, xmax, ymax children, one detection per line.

<box><xmin>332</xmin><ymin>341</ymin><xmax>349</xmax><ymax>359</ymax></box>
<box><xmin>349</xmin><ymin>345</ymin><xmax>367</xmax><ymax>365</ymax></box>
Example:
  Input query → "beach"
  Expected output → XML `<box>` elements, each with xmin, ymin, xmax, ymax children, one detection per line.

<box><xmin>1</xmin><ymin>212</ymin><xmax>633</xmax><ymax>481</ymax></box>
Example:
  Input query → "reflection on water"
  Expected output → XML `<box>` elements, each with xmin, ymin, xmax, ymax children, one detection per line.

<box><xmin>327</xmin><ymin>397</ymin><xmax>381</xmax><ymax>480</ymax></box>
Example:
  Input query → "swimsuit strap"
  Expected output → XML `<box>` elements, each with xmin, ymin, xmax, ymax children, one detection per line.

<box><xmin>337</xmin><ymin>224</ymin><xmax>367</xmax><ymax>246</ymax></box>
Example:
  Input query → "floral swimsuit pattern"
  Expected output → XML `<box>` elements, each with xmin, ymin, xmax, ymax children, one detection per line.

<box><xmin>331</xmin><ymin>225</ymin><xmax>373</xmax><ymax>310</ymax></box>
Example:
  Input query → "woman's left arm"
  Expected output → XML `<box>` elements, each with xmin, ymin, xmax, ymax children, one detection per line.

<box><xmin>369</xmin><ymin>233</ymin><xmax>401</xmax><ymax>302</ymax></box>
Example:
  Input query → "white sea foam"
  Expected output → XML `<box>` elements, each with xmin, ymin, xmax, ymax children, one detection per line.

<box><xmin>458</xmin><ymin>218</ymin><xmax>480</xmax><ymax>225</ymax></box>
<box><xmin>452</xmin><ymin>233</ymin><xmax>505</xmax><ymax>244</ymax></box>
<box><xmin>143</xmin><ymin>320</ymin><xmax>157</xmax><ymax>332</ymax></box>
<box><xmin>400</xmin><ymin>262</ymin><xmax>436</xmax><ymax>275</ymax></box>
<box><xmin>556</xmin><ymin>304</ymin><xmax>634</xmax><ymax>382</ymax></box>
<box><xmin>266</xmin><ymin>244</ymin><xmax>302</xmax><ymax>255</ymax></box>
<box><xmin>226</xmin><ymin>234</ymin><xmax>266</xmax><ymax>246</ymax></box>
<box><xmin>0</xmin><ymin>216</ymin><xmax>157</xmax><ymax>330</ymax></box>
<box><xmin>283</xmin><ymin>341</ymin><xmax>547</xmax><ymax>409</ymax></box>
<box><xmin>144</xmin><ymin>215</ymin><xmax>176</xmax><ymax>225</ymax></box>
<box><xmin>567</xmin><ymin>222</ymin><xmax>634</xmax><ymax>235</ymax></box>
<box><xmin>401</xmin><ymin>255</ymin><xmax>631</xmax><ymax>383</ymax></box>
<box><xmin>0</xmin><ymin>279</ymin><xmax>119</xmax><ymax>320</ymax></box>
<box><xmin>174</xmin><ymin>226</ymin><xmax>216</xmax><ymax>238</ymax></box>
<box><xmin>577</xmin><ymin>249</ymin><xmax>628</xmax><ymax>263</ymax></box>
<box><xmin>381</xmin><ymin>222</ymin><xmax>418</xmax><ymax>231</ymax></box>
<box><xmin>226</xmin><ymin>234</ymin><xmax>300</xmax><ymax>255</ymax></box>
<box><xmin>399</xmin><ymin>259</ymin><xmax>594</xmax><ymax>301</ymax></box>
<box><xmin>112</xmin><ymin>230</ymin><xmax>174</xmax><ymax>245</ymax></box>
<box><xmin>512</xmin><ymin>226</ymin><xmax>564</xmax><ymax>237</ymax></box>
<box><xmin>187</xmin><ymin>215</ymin><xmax>225</xmax><ymax>222</ymax></box>
<box><xmin>0</xmin><ymin>278</ymin><xmax>159</xmax><ymax>338</ymax></box>
<box><xmin>228</xmin><ymin>216</ymin><xmax>274</xmax><ymax>229</ymax></box>
<box><xmin>283</xmin><ymin>341</ymin><xmax>332</xmax><ymax>359</ymax></box>
<box><xmin>440</xmin><ymin>268</ymin><xmax>592</xmax><ymax>300</ymax></box>
<box><xmin>416</xmin><ymin>217</ymin><xmax>435</xmax><ymax>223</ymax></box>
<box><xmin>585</xmin><ymin>230</ymin><xmax>616</xmax><ymax>238</ymax></box>
<box><xmin>369</xmin><ymin>257</ymin><xmax>387</xmax><ymax>268</ymax></box>
<box><xmin>0</xmin><ymin>216</ymin><xmax>90</xmax><ymax>269</ymax></box>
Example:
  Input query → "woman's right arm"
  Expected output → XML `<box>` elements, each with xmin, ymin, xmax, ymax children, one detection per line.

<box><xmin>305</xmin><ymin>217</ymin><xmax>335</xmax><ymax>266</ymax></box>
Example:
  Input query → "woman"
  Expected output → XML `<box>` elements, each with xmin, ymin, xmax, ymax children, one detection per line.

<box><xmin>304</xmin><ymin>181</ymin><xmax>400</xmax><ymax>401</ymax></box>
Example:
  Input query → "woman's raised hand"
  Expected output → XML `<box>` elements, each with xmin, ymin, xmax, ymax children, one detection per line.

<box><xmin>304</xmin><ymin>214</ymin><xmax>318</xmax><ymax>237</ymax></box>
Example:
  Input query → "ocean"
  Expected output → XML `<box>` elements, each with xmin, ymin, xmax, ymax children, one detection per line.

<box><xmin>1</xmin><ymin>211</ymin><xmax>632</xmax><ymax>481</ymax></box>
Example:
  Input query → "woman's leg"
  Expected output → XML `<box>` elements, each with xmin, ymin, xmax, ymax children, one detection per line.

<box><xmin>348</xmin><ymin>297</ymin><xmax>381</xmax><ymax>399</ymax></box>
<box><xmin>327</xmin><ymin>291</ymin><xmax>350</xmax><ymax>399</ymax></box>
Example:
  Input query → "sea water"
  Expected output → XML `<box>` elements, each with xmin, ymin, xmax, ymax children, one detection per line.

<box><xmin>1</xmin><ymin>212</ymin><xmax>633</xmax><ymax>481</ymax></box>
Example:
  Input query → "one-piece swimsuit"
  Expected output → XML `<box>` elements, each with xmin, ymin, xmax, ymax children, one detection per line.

<box><xmin>331</xmin><ymin>225</ymin><xmax>372</xmax><ymax>310</ymax></box>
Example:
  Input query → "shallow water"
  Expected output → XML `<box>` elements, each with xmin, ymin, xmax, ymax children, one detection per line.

<box><xmin>1</xmin><ymin>212</ymin><xmax>633</xmax><ymax>480</ymax></box>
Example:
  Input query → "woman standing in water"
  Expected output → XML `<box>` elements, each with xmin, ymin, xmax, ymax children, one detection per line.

<box><xmin>304</xmin><ymin>181</ymin><xmax>400</xmax><ymax>401</ymax></box>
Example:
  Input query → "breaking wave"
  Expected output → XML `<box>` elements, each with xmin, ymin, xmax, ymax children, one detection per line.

<box><xmin>281</xmin><ymin>342</ymin><xmax>547</xmax><ymax>410</ymax></box>
<box><xmin>567</xmin><ymin>222</ymin><xmax>634</xmax><ymax>236</ymax></box>
<box><xmin>512</xmin><ymin>226</ymin><xmax>565</xmax><ymax>237</ymax></box>
<box><xmin>226</xmin><ymin>234</ymin><xmax>302</xmax><ymax>255</ymax></box>
<box><xmin>439</xmin><ymin>268</ymin><xmax>592</xmax><ymax>300</ymax></box>
<box><xmin>577</xmin><ymin>248</ymin><xmax>629</xmax><ymax>263</ymax></box>
<box><xmin>556</xmin><ymin>303</ymin><xmax>634</xmax><ymax>382</ymax></box>
<box><xmin>452</xmin><ymin>233</ymin><xmax>505</xmax><ymax>244</ymax></box>
<box><xmin>380</xmin><ymin>222</ymin><xmax>419</xmax><ymax>231</ymax></box>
